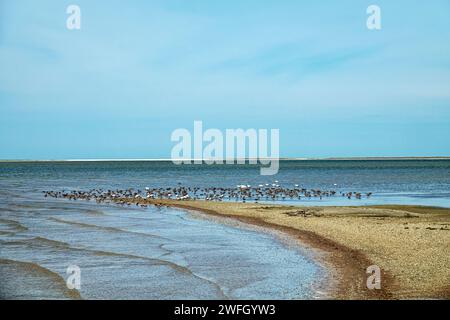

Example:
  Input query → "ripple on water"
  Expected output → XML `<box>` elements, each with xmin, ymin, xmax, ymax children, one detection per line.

<box><xmin>0</xmin><ymin>259</ymin><xmax>81</xmax><ymax>300</ymax></box>
<box><xmin>0</xmin><ymin>197</ymin><xmax>324</xmax><ymax>299</ymax></box>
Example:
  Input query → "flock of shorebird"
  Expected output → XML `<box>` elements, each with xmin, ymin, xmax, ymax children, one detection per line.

<box><xmin>43</xmin><ymin>183</ymin><xmax>372</xmax><ymax>206</ymax></box>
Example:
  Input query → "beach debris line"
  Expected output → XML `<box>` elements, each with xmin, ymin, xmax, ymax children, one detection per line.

<box><xmin>282</xmin><ymin>209</ymin><xmax>322</xmax><ymax>217</ymax></box>
<box><xmin>42</xmin><ymin>184</ymin><xmax>373</xmax><ymax>205</ymax></box>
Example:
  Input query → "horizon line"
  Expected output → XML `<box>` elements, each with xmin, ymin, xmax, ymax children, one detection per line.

<box><xmin>1</xmin><ymin>156</ymin><xmax>450</xmax><ymax>162</ymax></box>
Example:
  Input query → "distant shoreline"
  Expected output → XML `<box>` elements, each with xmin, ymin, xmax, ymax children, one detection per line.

<box><xmin>1</xmin><ymin>156</ymin><xmax>450</xmax><ymax>163</ymax></box>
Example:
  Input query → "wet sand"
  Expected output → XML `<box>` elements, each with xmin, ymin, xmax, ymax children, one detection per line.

<box><xmin>137</xmin><ymin>199</ymin><xmax>450</xmax><ymax>299</ymax></box>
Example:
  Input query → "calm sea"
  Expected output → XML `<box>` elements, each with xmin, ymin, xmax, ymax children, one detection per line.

<box><xmin>1</xmin><ymin>159</ymin><xmax>450</xmax><ymax>206</ymax></box>
<box><xmin>0</xmin><ymin>160</ymin><xmax>449</xmax><ymax>299</ymax></box>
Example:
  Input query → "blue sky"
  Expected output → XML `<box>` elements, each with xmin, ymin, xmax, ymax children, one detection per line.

<box><xmin>1</xmin><ymin>0</ymin><xmax>449</xmax><ymax>159</ymax></box>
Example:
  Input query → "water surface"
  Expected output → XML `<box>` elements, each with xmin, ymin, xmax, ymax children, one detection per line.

<box><xmin>1</xmin><ymin>159</ymin><xmax>450</xmax><ymax>299</ymax></box>
<box><xmin>0</xmin><ymin>188</ymin><xmax>322</xmax><ymax>299</ymax></box>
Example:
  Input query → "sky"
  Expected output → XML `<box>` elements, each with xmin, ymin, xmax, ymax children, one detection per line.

<box><xmin>0</xmin><ymin>0</ymin><xmax>450</xmax><ymax>159</ymax></box>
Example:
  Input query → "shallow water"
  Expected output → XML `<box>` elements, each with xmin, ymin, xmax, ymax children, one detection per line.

<box><xmin>1</xmin><ymin>159</ymin><xmax>449</xmax><ymax>207</ymax></box>
<box><xmin>0</xmin><ymin>192</ymin><xmax>322</xmax><ymax>299</ymax></box>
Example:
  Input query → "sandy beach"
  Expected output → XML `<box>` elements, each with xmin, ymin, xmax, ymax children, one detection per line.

<box><xmin>130</xmin><ymin>199</ymin><xmax>450</xmax><ymax>299</ymax></box>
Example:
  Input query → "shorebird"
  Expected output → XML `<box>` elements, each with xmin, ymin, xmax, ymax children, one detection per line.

<box><xmin>43</xmin><ymin>184</ymin><xmax>373</xmax><ymax>207</ymax></box>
